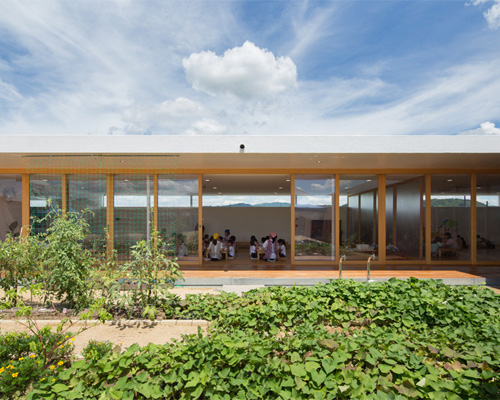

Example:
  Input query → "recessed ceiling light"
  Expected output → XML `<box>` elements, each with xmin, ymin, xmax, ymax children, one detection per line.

<box><xmin>279</xmin><ymin>187</ymin><xmax>283</xmax><ymax>189</ymax></box>
<box><xmin>218</xmin><ymin>192</ymin><xmax>222</xmax><ymax>195</ymax></box>
<box><xmin>205</xmin><ymin>179</ymin><xmax>210</xmax><ymax>182</ymax></box>
<box><xmin>43</xmin><ymin>179</ymin><xmax>48</xmax><ymax>182</ymax></box>
<box><xmin>274</xmin><ymin>192</ymin><xmax>278</xmax><ymax>194</ymax></box>
<box><xmin>367</xmin><ymin>180</ymin><xmax>372</xmax><ymax>182</ymax></box>
<box><xmin>213</xmin><ymin>186</ymin><xmax>217</xmax><ymax>189</ymax></box>
<box><xmin>447</xmin><ymin>179</ymin><xmax>453</xmax><ymax>182</ymax></box>
<box><xmin>286</xmin><ymin>179</ymin><xmax>291</xmax><ymax>182</ymax></box>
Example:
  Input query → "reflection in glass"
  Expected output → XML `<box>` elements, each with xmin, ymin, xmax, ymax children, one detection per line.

<box><xmin>339</xmin><ymin>176</ymin><xmax>378</xmax><ymax>260</ymax></box>
<box><xmin>430</xmin><ymin>175</ymin><xmax>470</xmax><ymax>261</ymax></box>
<box><xmin>29</xmin><ymin>174</ymin><xmax>63</xmax><ymax>236</ymax></box>
<box><xmin>0</xmin><ymin>175</ymin><xmax>22</xmax><ymax>241</ymax></box>
<box><xmin>114</xmin><ymin>175</ymin><xmax>153</xmax><ymax>259</ymax></box>
<box><xmin>158</xmin><ymin>175</ymin><xmax>199</xmax><ymax>261</ymax></box>
<box><xmin>476</xmin><ymin>174</ymin><xmax>500</xmax><ymax>262</ymax></box>
<box><xmin>67</xmin><ymin>174</ymin><xmax>107</xmax><ymax>255</ymax></box>
<box><xmin>385</xmin><ymin>175</ymin><xmax>424</xmax><ymax>260</ymax></box>
<box><xmin>294</xmin><ymin>175</ymin><xmax>335</xmax><ymax>261</ymax></box>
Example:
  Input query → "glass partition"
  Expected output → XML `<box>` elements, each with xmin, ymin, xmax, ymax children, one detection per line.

<box><xmin>339</xmin><ymin>175</ymin><xmax>378</xmax><ymax>260</ymax></box>
<box><xmin>67</xmin><ymin>174</ymin><xmax>107</xmax><ymax>255</ymax></box>
<box><xmin>114</xmin><ymin>175</ymin><xmax>153</xmax><ymax>259</ymax></box>
<box><xmin>158</xmin><ymin>175</ymin><xmax>199</xmax><ymax>261</ymax></box>
<box><xmin>430</xmin><ymin>175</ymin><xmax>471</xmax><ymax>261</ymax></box>
<box><xmin>0</xmin><ymin>175</ymin><xmax>22</xmax><ymax>241</ymax></box>
<box><xmin>385</xmin><ymin>175</ymin><xmax>424</xmax><ymax>260</ymax></box>
<box><xmin>29</xmin><ymin>174</ymin><xmax>63</xmax><ymax>236</ymax></box>
<box><xmin>294</xmin><ymin>175</ymin><xmax>335</xmax><ymax>261</ymax></box>
<box><xmin>476</xmin><ymin>174</ymin><xmax>500</xmax><ymax>262</ymax></box>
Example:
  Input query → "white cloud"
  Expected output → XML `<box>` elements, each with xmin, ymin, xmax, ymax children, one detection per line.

<box><xmin>121</xmin><ymin>97</ymin><xmax>207</xmax><ymax>134</ymax></box>
<box><xmin>183</xmin><ymin>41</ymin><xmax>297</xmax><ymax>99</ymax></box>
<box><xmin>485</xmin><ymin>1</ymin><xmax>500</xmax><ymax>28</ymax></box>
<box><xmin>184</xmin><ymin>118</ymin><xmax>228</xmax><ymax>135</ymax></box>
<box><xmin>467</xmin><ymin>0</ymin><xmax>500</xmax><ymax>29</ymax></box>
<box><xmin>459</xmin><ymin>121</ymin><xmax>500</xmax><ymax>135</ymax></box>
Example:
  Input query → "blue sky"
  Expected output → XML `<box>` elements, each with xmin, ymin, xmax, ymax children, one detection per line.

<box><xmin>0</xmin><ymin>0</ymin><xmax>499</xmax><ymax>136</ymax></box>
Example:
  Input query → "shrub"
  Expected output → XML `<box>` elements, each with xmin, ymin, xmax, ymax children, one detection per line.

<box><xmin>82</xmin><ymin>340</ymin><xmax>114</xmax><ymax>362</ymax></box>
<box><xmin>36</xmin><ymin>208</ymin><xmax>96</xmax><ymax>309</ymax></box>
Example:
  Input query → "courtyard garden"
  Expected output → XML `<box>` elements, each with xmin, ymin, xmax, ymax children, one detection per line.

<box><xmin>0</xmin><ymin>210</ymin><xmax>499</xmax><ymax>399</ymax></box>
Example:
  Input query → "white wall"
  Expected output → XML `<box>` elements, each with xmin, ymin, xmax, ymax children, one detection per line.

<box><xmin>202</xmin><ymin>207</ymin><xmax>291</xmax><ymax>243</ymax></box>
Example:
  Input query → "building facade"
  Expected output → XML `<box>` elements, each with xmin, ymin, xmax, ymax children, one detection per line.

<box><xmin>1</xmin><ymin>135</ymin><xmax>499</xmax><ymax>267</ymax></box>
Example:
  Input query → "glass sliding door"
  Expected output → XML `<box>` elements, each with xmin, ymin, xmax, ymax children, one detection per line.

<box><xmin>67</xmin><ymin>174</ymin><xmax>107</xmax><ymax>255</ymax></box>
<box><xmin>294</xmin><ymin>175</ymin><xmax>335</xmax><ymax>261</ymax></box>
<box><xmin>339</xmin><ymin>175</ymin><xmax>378</xmax><ymax>260</ymax></box>
<box><xmin>114</xmin><ymin>175</ymin><xmax>153</xmax><ymax>259</ymax></box>
<box><xmin>430</xmin><ymin>175</ymin><xmax>471</xmax><ymax>261</ymax></box>
<box><xmin>0</xmin><ymin>175</ymin><xmax>22</xmax><ymax>241</ymax></box>
<box><xmin>158</xmin><ymin>175</ymin><xmax>199</xmax><ymax>261</ymax></box>
<box><xmin>385</xmin><ymin>175</ymin><xmax>425</xmax><ymax>260</ymax></box>
<box><xmin>476</xmin><ymin>174</ymin><xmax>500</xmax><ymax>262</ymax></box>
<box><xmin>29</xmin><ymin>174</ymin><xmax>63</xmax><ymax>236</ymax></box>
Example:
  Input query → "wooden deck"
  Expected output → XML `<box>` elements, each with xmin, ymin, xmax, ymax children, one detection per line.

<box><xmin>179</xmin><ymin>259</ymin><xmax>500</xmax><ymax>281</ymax></box>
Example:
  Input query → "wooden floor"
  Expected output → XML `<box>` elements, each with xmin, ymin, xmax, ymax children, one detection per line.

<box><xmin>179</xmin><ymin>259</ymin><xmax>500</xmax><ymax>280</ymax></box>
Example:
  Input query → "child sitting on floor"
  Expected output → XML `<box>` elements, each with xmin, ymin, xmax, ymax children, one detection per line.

<box><xmin>249</xmin><ymin>237</ymin><xmax>258</xmax><ymax>260</ymax></box>
<box><xmin>278</xmin><ymin>239</ymin><xmax>286</xmax><ymax>259</ymax></box>
<box><xmin>227</xmin><ymin>239</ymin><xmax>235</xmax><ymax>260</ymax></box>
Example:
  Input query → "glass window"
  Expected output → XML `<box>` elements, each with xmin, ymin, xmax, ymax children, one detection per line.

<box><xmin>294</xmin><ymin>175</ymin><xmax>335</xmax><ymax>261</ymax></box>
<box><xmin>0</xmin><ymin>175</ymin><xmax>22</xmax><ymax>241</ymax></box>
<box><xmin>385</xmin><ymin>175</ymin><xmax>424</xmax><ymax>260</ymax></box>
<box><xmin>339</xmin><ymin>175</ymin><xmax>378</xmax><ymax>260</ymax></box>
<box><xmin>114</xmin><ymin>175</ymin><xmax>153</xmax><ymax>259</ymax></box>
<box><xmin>476</xmin><ymin>174</ymin><xmax>500</xmax><ymax>262</ymax></box>
<box><xmin>158</xmin><ymin>175</ymin><xmax>199</xmax><ymax>261</ymax></box>
<box><xmin>430</xmin><ymin>175</ymin><xmax>471</xmax><ymax>261</ymax></box>
<box><xmin>67</xmin><ymin>174</ymin><xmax>107</xmax><ymax>255</ymax></box>
<box><xmin>29</xmin><ymin>174</ymin><xmax>63</xmax><ymax>236</ymax></box>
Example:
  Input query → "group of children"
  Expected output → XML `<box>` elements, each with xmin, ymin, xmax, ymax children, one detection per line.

<box><xmin>203</xmin><ymin>229</ymin><xmax>237</xmax><ymax>261</ymax></box>
<box><xmin>249</xmin><ymin>233</ymin><xmax>287</xmax><ymax>262</ymax></box>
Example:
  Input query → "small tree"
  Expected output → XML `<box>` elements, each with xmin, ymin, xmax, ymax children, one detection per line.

<box><xmin>38</xmin><ymin>208</ymin><xmax>96</xmax><ymax>309</ymax></box>
<box><xmin>0</xmin><ymin>232</ymin><xmax>43</xmax><ymax>305</ymax></box>
<box><xmin>125</xmin><ymin>229</ymin><xmax>183</xmax><ymax>317</ymax></box>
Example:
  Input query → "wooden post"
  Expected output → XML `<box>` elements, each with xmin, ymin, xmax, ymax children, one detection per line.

<box><xmin>291</xmin><ymin>174</ymin><xmax>295</xmax><ymax>264</ymax></box>
<box><xmin>471</xmin><ymin>174</ymin><xmax>477</xmax><ymax>264</ymax></box>
<box><xmin>22</xmin><ymin>174</ymin><xmax>30</xmax><ymax>237</ymax></box>
<box><xmin>334</xmin><ymin>174</ymin><xmax>340</xmax><ymax>262</ymax></box>
<box><xmin>425</xmin><ymin>174</ymin><xmax>432</xmax><ymax>264</ymax></box>
<box><xmin>378</xmin><ymin>175</ymin><xmax>386</xmax><ymax>264</ymax></box>
<box><xmin>106</xmin><ymin>175</ymin><xmax>114</xmax><ymax>259</ymax></box>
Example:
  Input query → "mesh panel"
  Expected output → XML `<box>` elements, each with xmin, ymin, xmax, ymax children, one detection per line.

<box><xmin>24</xmin><ymin>154</ymin><xmax>183</xmax><ymax>261</ymax></box>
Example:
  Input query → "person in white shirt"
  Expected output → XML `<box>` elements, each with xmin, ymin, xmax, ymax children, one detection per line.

<box><xmin>208</xmin><ymin>238</ymin><xmax>222</xmax><ymax>261</ymax></box>
<box><xmin>278</xmin><ymin>239</ymin><xmax>286</xmax><ymax>259</ymax></box>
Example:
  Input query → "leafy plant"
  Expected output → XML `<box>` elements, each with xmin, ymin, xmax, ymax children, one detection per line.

<box><xmin>35</xmin><ymin>207</ymin><xmax>96</xmax><ymax>309</ymax></box>
<box><xmin>0</xmin><ymin>233</ymin><xmax>43</xmax><ymax>304</ymax></box>
<box><xmin>81</xmin><ymin>340</ymin><xmax>115</xmax><ymax>362</ymax></box>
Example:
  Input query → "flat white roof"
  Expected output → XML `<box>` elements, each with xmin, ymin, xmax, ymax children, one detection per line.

<box><xmin>0</xmin><ymin>135</ymin><xmax>499</xmax><ymax>170</ymax></box>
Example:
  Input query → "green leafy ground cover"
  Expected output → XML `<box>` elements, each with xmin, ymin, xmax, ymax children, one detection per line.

<box><xmin>15</xmin><ymin>279</ymin><xmax>500</xmax><ymax>399</ymax></box>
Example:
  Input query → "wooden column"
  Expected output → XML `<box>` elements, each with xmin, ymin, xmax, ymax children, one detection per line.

<box><xmin>290</xmin><ymin>174</ymin><xmax>295</xmax><ymax>264</ymax></box>
<box><xmin>153</xmin><ymin>174</ymin><xmax>159</xmax><ymax>232</ymax></box>
<box><xmin>425</xmin><ymin>174</ymin><xmax>432</xmax><ymax>263</ymax></box>
<box><xmin>198</xmin><ymin>174</ymin><xmax>203</xmax><ymax>264</ymax></box>
<box><xmin>22</xmin><ymin>174</ymin><xmax>30</xmax><ymax>237</ymax></box>
<box><xmin>106</xmin><ymin>174</ymin><xmax>114</xmax><ymax>259</ymax></box>
<box><xmin>334</xmin><ymin>174</ymin><xmax>340</xmax><ymax>262</ymax></box>
<box><xmin>471</xmin><ymin>174</ymin><xmax>477</xmax><ymax>264</ymax></box>
<box><xmin>61</xmin><ymin>174</ymin><xmax>67</xmax><ymax>216</ymax></box>
<box><xmin>377</xmin><ymin>175</ymin><xmax>386</xmax><ymax>264</ymax></box>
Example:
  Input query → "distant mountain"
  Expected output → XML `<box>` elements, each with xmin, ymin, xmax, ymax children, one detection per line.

<box><xmin>431</xmin><ymin>198</ymin><xmax>487</xmax><ymax>207</ymax></box>
<box><xmin>205</xmin><ymin>202</ymin><xmax>330</xmax><ymax>208</ymax></box>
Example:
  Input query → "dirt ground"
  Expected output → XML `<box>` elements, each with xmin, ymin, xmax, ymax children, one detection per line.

<box><xmin>0</xmin><ymin>287</ymin><xmax>219</xmax><ymax>357</ymax></box>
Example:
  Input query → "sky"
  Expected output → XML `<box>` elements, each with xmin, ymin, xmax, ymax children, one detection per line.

<box><xmin>0</xmin><ymin>0</ymin><xmax>499</xmax><ymax>136</ymax></box>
